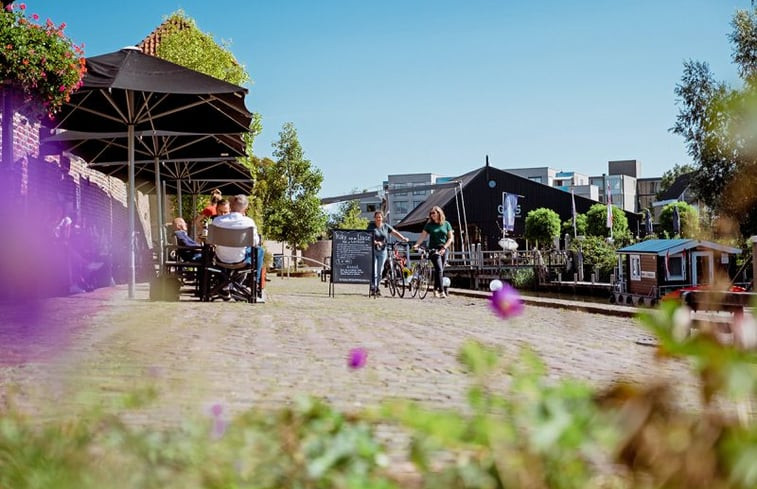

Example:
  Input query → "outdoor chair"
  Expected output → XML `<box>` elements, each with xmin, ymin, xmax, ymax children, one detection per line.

<box><xmin>163</xmin><ymin>240</ymin><xmax>207</xmax><ymax>297</ymax></box>
<box><xmin>201</xmin><ymin>224</ymin><xmax>258</xmax><ymax>303</ymax></box>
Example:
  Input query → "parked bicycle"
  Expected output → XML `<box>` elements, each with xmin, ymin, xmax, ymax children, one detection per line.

<box><xmin>407</xmin><ymin>245</ymin><xmax>432</xmax><ymax>299</ymax></box>
<box><xmin>380</xmin><ymin>241</ymin><xmax>409</xmax><ymax>298</ymax></box>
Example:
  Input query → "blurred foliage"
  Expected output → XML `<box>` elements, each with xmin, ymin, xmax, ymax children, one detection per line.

<box><xmin>1</xmin><ymin>304</ymin><xmax>756</xmax><ymax>488</ymax></box>
<box><xmin>672</xmin><ymin>7</ymin><xmax>757</xmax><ymax>238</ymax></box>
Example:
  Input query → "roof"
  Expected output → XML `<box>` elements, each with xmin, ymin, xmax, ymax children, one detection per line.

<box><xmin>394</xmin><ymin>167</ymin><xmax>482</xmax><ymax>230</ymax></box>
<box><xmin>617</xmin><ymin>239</ymin><xmax>741</xmax><ymax>256</ymax></box>
<box><xmin>658</xmin><ymin>172</ymin><xmax>693</xmax><ymax>201</ymax></box>
<box><xmin>395</xmin><ymin>164</ymin><xmax>635</xmax><ymax>234</ymax></box>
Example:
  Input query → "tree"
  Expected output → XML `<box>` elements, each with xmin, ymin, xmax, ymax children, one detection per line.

<box><xmin>153</xmin><ymin>11</ymin><xmax>262</xmax><ymax>220</ymax></box>
<box><xmin>570</xmin><ymin>236</ymin><xmax>617</xmax><ymax>277</ymax></box>
<box><xmin>524</xmin><ymin>208</ymin><xmax>561</xmax><ymax>249</ymax></box>
<box><xmin>561</xmin><ymin>213</ymin><xmax>587</xmax><ymax>238</ymax></box>
<box><xmin>671</xmin><ymin>7</ymin><xmax>757</xmax><ymax>238</ymax></box>
<box><xmin>657</xmin><ymin>163</ymin><xmax>696</xmax><ymax>198</ymax></box>
<box><xmin>327</xmin><ymin>199</ymin><xmax>368</xmax><ymax>237</ymax></box>
<box><xmin>585</xmin><ymin>203</ymin><xmax>630</xmax><ymax>244</ymax></box>
<box><xmin>264</xmin><ymin>123</ymin><xmax>327</xmax><ymax>251</ymax></box>
<box><xmin>658</xmin><ymin>201</ymin><xmax>699</xmax><ymax>238</ymax></box>
<box><xmin>156</xmin><ymin>10</ymin><xmax>249</xmax><ymax>86</ymax></box>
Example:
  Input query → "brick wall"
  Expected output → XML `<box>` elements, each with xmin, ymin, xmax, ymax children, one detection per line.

<box><xmin>1</xmin><ymin>110</ymin><xmax>155</xmax><ymax>297</ymax></box>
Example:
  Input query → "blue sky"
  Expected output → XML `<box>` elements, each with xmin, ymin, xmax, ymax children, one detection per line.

<box><xmin>29</xmin><ymin>0</ymin><xmax>751</xmax><ymax>197</ymax></box>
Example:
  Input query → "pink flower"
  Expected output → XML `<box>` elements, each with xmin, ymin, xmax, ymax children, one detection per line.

<box><xmin>19</xmin><ymin>3</ymin><xmax>26</xmax><ymax>10</ymax></box>
<box><xmin>210</xmin><ymin>403</ymin><xmax>223</xmax><ymax>417</ymax></box>
<box><xmin>489</xmin><ymin>282</ymin><xmax>524</xmax><ymax>319</ymax></box>
<box><xmin>32</xmin><ymin>13</ymin><xmax>39</xmax><ymax>20</ymax></box>
<box><xmin>347</xmin><ymin>348</ymin><xmax>367</xmax><ymax>369</ymax></box>
<box><xmin>5</xmin><ymin>4</ymin><xmax>12</xmax><ymax>11</ymax></box>
<box><xmin>59</xmin><ymin>85</ymin><xmax>66</xmax><ymax>92</ymax></box>
<box><xmin>208</xmin><ymin>403</ymin><xmax>227</xmax><ymax>439</ymax></box>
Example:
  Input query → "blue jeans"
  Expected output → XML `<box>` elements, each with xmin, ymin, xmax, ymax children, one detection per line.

<box><xmin>372</xmin><ymin>248</ymin><xmax>387</xmax><ymax>291</ymax></box>
<box><xmin>244</xmin><ymin>246</ymin><xmax>265</xmax><ymax>283</ymax></box>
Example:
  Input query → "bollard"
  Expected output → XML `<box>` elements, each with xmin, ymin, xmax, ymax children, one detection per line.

<box><xmin>591</xmin><ymin>273</ymin><xmax>595</xmax><ymax>284</ymax></box>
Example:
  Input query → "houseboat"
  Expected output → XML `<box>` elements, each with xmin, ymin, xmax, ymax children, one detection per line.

<box><xmin>612</xmin><ymin>239</ymin><xmax>742</xmax><ymax>306</ymax></box>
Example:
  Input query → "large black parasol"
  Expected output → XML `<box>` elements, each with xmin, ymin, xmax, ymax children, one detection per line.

<box><xmin>40</xmin><ymin>128</ymin><xmax>253</xmax><ymax>268</ymax></box>
<box><xmin>45</xmin><ymin>47</ymin><xmax>252</xmax><ymax>297</ymax></box>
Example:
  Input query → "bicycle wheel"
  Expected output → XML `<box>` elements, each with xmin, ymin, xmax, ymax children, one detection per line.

<box><xmin>408</xmin><ymin>264</ymin><xmax>419</xmax><ymax>298</ymax></box>
<box><xmin>387</xmin><ymin>263</ymin><xmax>397</xmax><ymax>297</ymax></box>
<box><xmin>392</xmin><ymin>261</ymin><xmax>405</xmax><ymax>298</ymax></box>
<box><xmin>418</xmin><ymin>263</ymin><xmax>431</xmax><ymax>299</ymax></box>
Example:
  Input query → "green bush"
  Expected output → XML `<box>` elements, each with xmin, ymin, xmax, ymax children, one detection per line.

<box><xmin>510</xmin><ymin>267</ymin><xmax>536</xmax><ymax>290</ymax></box>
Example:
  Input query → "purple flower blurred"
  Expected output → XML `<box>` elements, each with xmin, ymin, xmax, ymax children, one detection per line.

<box><xmin>209</xmin><ymin>402</ymin><xmax>227</xmax><ymax>439</ymax></box>
<box><xmin>347</xmin><ymin>347</ymin><xmax>367</xmax><ymax>369</ymax></box>
<box><xmin>489</xmin><ymin>282</ymin><xmax>524</xmax><ymax>319</ymax></box>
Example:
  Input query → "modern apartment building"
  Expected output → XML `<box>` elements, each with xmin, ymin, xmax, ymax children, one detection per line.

<box><xmin>503</xmin><ymin>166</ymin><xmax>557</xmax><ymax>186</ymax></box>
<box><xmin>637</xmin><ymin>177</ymin><xmax>662</xmax><ymax>211</ymax></box>
<box><xmin>359</xmin><ymin>173</ymin><xmax>442</xmax><ymax>227</ymax></box>
<box><xmin>506</xmin><ymin>167</ymin><xmax>598</xmax><ymax>200</ymax></box>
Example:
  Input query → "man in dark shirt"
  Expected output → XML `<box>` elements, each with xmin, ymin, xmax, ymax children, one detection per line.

<box><xmin>173</xmin><ymin>217</ymin><xmax>202</xmax><ymax>262</ymax></box>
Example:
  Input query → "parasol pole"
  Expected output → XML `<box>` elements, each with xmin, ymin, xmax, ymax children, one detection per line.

<box><xmin>154</xmin><ymin>156</ymin><xmax>165</xmax><ymax>269</ymax></box>
<box><xmin>127</xmin><ymin>92</ymin><xmax>136</xmax><ymax>298</ymax></box>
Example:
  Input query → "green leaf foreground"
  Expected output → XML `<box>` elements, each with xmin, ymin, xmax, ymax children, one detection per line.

<box><xmin>2</xmin><ymin>306</ymin><xmax>755</xmax><ymax>489</ymax></box>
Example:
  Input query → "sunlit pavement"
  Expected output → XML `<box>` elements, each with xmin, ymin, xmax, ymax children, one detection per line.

<box><xmin>1</xmin><ymin>277</ymin><xmax>701</xmax><ymax>426</ymax></box>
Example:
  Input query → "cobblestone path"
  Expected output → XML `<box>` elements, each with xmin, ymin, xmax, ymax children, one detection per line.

<box><xmin>0</xmin><ymin>277</ymin><xmax>700</xmax><ymax>425</ymax></box>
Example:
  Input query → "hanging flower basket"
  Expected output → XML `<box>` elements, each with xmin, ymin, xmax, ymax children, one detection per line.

<box><xmin>0</xmin><ymin>2</ymin><xmax>86</xmax><ymax>120</ymax></box>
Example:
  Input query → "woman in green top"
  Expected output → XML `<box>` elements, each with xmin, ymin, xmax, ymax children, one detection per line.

<box><xmin>413</xmin><ymin>205</ymin><xmax>454</xmax><ymax>298</ymax></box>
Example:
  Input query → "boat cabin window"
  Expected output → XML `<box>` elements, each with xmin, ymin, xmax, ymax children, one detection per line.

<box><xmin>630</xmin><ymin>255</ymin><xmax>641</xmax><ymax>281</ymax></box>
<box><xmin>666</xmin><ymin>254</ymin><xmax>685</xmax><ymax>280</ymax></box>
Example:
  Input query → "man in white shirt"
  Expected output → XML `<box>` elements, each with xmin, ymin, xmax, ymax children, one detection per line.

<box><xmin>211</xmin><ymin>195</ymin><xmax>266</xmax><ymax>301</ymax></box>
<box><xmin>212</xmin><ymin>195</ymin><xmax>259</xmax><ymax>263</ymax></box>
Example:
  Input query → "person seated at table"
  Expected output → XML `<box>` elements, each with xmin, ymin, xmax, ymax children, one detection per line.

<box><xmin>213</xmin><ymin>195</ymin><xmax>266</xmax><ymax>301</ymax></box>
<box><xmin>214</xmin><ymin>198</ymin><xmax>230</xmax><ymax>220</ymax></box>
<box><xmin>173</xmin><ymin>217</ymin><xmax>203</xmax><ymax>262</ymax></box>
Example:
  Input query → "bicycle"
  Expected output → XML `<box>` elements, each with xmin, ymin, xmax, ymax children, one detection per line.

<box><xmin>407</xmin><ymin>245</ymin><xmax>433</xmax><ymax>299</ymax></box>
<box><xmin>381</xmin><ymin>241</ymin><xmax>408</xmax><ymax>298</ymax></box>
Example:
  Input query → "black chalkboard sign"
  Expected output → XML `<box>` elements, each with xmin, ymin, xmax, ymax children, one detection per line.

<box><xmin>331</xmin><ymin>229</ymin><xmax>373</xmax><ymax>285</ymax></box>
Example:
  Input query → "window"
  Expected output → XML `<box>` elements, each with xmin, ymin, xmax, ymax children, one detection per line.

<box><xmin>394</xmin><ymin>201</ymin><xmax>408</xmax><ymax>215</ymax></box>
<box><xmin>366</xmin><ymin>204</ymin><xmax>376</xmax><ymax>212</ymax></box>
<box><xmin>393</xmin><ymin>184</ymin><xmax>408</xmax><ymax>197</ymax></box>
<box><xmin>413</xmin><ymin>189</ymin><xmax>427</xmax><ymax>196</ymax></box>
<box><xmin>666</xmin><ymin>254</ymin><xmax>685</xmax><ymax>280</ymax></box>
<box><xmin>529</xmin><ymin>176</ymin><xmax>543</xmax><ymax>184</ymax></box>
<box><xmin>630</xmin><ymin>255</ymin><xmax>641</xmax><ymax>281</ymax></box>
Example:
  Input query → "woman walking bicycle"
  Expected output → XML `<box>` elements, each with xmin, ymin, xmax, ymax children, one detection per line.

<box><xmin>412</xmin><ymin>206</ymin><xmax>454</xmax><ymax>298</ymax></box>
<box><xmin>368</xmin><ymin>211</ymin><xmax>409</xmax><ymax>297</ymax></box>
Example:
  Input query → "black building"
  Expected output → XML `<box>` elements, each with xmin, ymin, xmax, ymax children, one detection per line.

<box><xmin>396</xmin><ymin>163</ymin><xmax>640</xmax><ymax>251</ymax></box>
